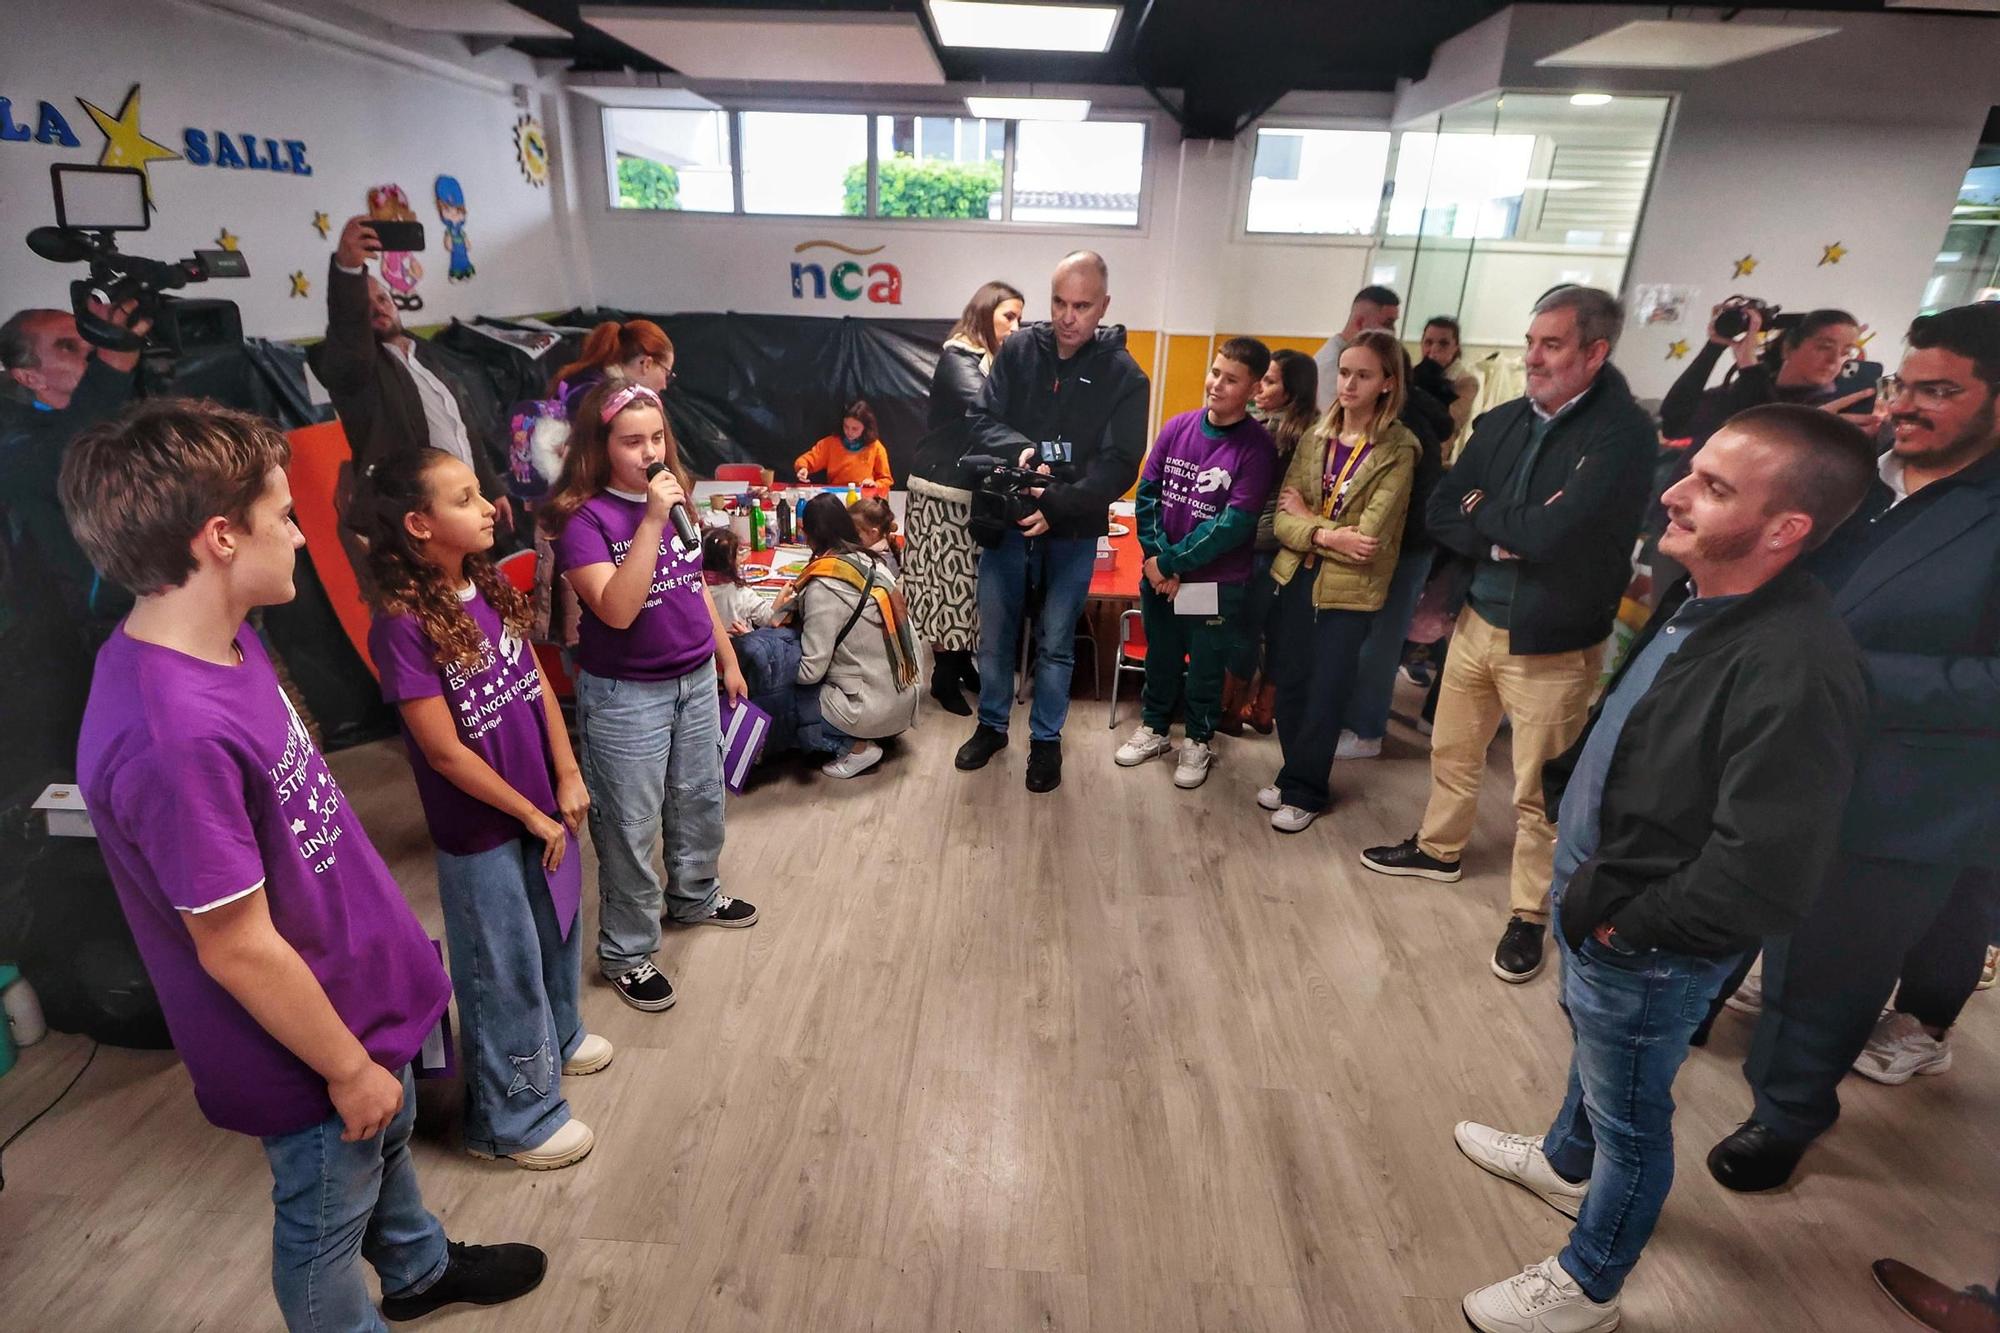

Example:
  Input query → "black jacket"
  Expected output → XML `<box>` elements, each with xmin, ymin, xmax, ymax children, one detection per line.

<box><xmin>1547</xmin><ymin>565</ymin><xmax>1868</xmax><ymax>958</ymax></box>
<box><xmin>1812</xmin><ymin>450</ymin><xmax>2000</xmax><ymax>867</ymax></box>
<box><xmin>305</xmin><ymin>258</ymin><xmax>503</xmax><ymax>499</ymax></box>
<box><xmin>909</xmin><ymin>341</ymin><xmax>986</xmax><ymax>489</ymax></box>
<box><xmin>962</xmin><ymin>323</ymin><xmax>1150</xmax><ymax>540</ymax></box>
<box><xmin>0</xmin><ymin>359</ymin><xmax>136</xmax><ymax>624</ymax></box>
<box><xmin>1426</xmin><ymin>364</ymin><xmax>1655</xmax><ymax>655</ymax></box>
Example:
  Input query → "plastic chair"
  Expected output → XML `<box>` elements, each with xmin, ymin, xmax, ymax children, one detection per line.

<box><xmin>1107</xmin><ymin>609</ymin><xmax>1146</xmax><ymax>729</ymax></box>
<box><xmin>714</xmin><ymin>464</ymin><xmax>764</xmax><ymax>484</ymax></box>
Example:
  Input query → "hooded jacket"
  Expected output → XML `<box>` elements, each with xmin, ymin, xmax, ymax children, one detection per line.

<box><xmin>961</xmin><ymin>322</ymin><xmax>1150</xmax><ymax>540</ymax></box>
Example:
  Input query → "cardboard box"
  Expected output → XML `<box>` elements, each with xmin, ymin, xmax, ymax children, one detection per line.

<box><xmin>33</xmin><ymin>784</ymin><xmax>96</xmax><ymax>839</ymax></box>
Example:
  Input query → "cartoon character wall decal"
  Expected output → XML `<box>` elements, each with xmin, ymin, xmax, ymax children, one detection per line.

<box><xmin>366</xmin><ymin>183</ymin><xmax>423</xmax><ymax>311</ymax></box>
<box><xmin>434</xmin><ymin>174</ymin><xmax>474</xmax><ymax>282</ymax></box>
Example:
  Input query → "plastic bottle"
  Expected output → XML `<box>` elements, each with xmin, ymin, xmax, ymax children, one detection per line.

<box><xmin>846</xmin><ymin>481</ymin><xmax>860</xmax><ymax>506</ymax></box>
<box><xmin>776</xmin><ymin>496</ymin><xmax>793</xmax><ymax>545</ymax></box>
<box><xmin>749</xmin><ymin>501</ymin><xmax>766</xmax><ymax>553</ymax></box>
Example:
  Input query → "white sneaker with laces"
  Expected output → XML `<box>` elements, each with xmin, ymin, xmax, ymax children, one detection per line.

<box><xmin>1334</xmin><ymin>730</ymin><xmax>1382</xmax><ymax>760</ymax></box>
<box><xmin>1270</xmin><ymin>804</ymin><xmax>1317</xmax><ymax>833</ymax></box>
<box><xmin>562</xmin><ymin>1033</ymin><xmax>614</xmax><ymax>1076</ymax></box>
<box><xmin>1453</xmin><ymin>1122</ymin><xmax>1588</xmax><ymax>1219</ymax></box>
<box><xmin>1256</xmin><ymin>783</ymin><xmax>1283</xmax><ymax>811</ymax></box>
<box><xmin>1115</xmin><ymin>725</ymin><xmax>1173</xmax><ymax>767</ymax></box>
<box><xmin>1174</xmin><ymin>740</ymin><xmax>1214</xmax><ymax>789</ymax></box>
<box><xmin>821</xmin><ymin>741</ymin><xmax>884</xmax><ymax>779</ymax></box>
<box><xmin>1723</xmin><ymin>968</ymin><xmax>1764</xmax><ymax>1015</ymax></box>
<box><xmin>1463</xmin><ymin>1257</ymin><xmax>1619</xmax><ymax>1333</ymax></box>
<box><xmin>1852</xmin><ymin>1010</ymin><xmax>1952</xmax><ymax>1085</ymax></box>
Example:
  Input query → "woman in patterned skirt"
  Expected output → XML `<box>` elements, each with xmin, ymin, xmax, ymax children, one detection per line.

<box><xmin>904</xmin><ymin>280</ymin><xmax>1025</xmax><ymax>715</ymax></box>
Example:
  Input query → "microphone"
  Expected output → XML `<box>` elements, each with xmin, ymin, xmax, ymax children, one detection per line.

<box><xmin>26</xmin><ymin>226</ymin><xmax>96</xmax><ymax>264</ymax></box>
<box><xmin>645</xmin><ymin>462</ymin><xmax>701</xmax><ymax>551</ymax></box>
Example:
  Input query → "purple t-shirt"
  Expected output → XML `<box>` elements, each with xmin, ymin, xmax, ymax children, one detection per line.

<box><xmin>369</xmin><ymin>587</ymin><xmax>582</xmax><ymax>938</ymax></box>
<box><xmin>1141</xmin><ymin>409</ymin><xmax>1278</xmax><ymax>584</ymax></box>
<box><xmin>76</xmin><ymin>625</ymin><xmax>451</xmax><ymax>1137</ymax></box>
<box><xmin>553</xmin><ymin>490</ymin><xmax>715</xmax><ymax>681</ymax></box>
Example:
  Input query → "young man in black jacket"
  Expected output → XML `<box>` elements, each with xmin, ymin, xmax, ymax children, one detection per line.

<box><xmin>1451</xmin><ymin>404</ymin><xmax>1875</xmax><ymax>1333</ymax></box>
<box><xmin>953</xmin><ymin>251</ymin><xmax>1149</xmax><ymax>792</ymax></box>
<box><xmin>1361</xmin><ymin>287</ymin><xmax>1655</xmax><ymax>983</ymax></box>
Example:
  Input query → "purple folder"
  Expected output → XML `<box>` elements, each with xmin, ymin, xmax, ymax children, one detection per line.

<box><xmin>720</xmin><ymin>698</ymin><xmax>772</xmax><ymax>793</ymax></box>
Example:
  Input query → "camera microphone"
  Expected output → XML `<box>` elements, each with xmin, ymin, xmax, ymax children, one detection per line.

<box><xmin>645</xmin><ymin>462</ymin><xmax>701</xmax><ymax>551</ymax></box>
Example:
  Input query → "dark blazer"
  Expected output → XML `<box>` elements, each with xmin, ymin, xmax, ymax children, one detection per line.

<box><xmin>1425</xmin><ymin>363</ymin><xmax>1655</xmax><ymax>655</ymax></box>
<box><xmin>305</xmin><ymin>258</ymin><xmax>502</xmax><ymax>498</ymax></box>
<box><xmin>1817</xmin><ymin>450</ymin><xmax>2000</xmax><ymax>867</ymax></box>
<box><xmin>909</xmin><ymin>340</ymin><xmax>986</xmax><ymax>489</ymax></box>
<box><xmin>1546</xmin><ymin>565</ymin><xmax>1869</xmax><ymax>958</ymax></box>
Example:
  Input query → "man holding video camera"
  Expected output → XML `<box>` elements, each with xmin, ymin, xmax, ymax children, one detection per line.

<box><xmin>310</xmin><ymin>215</ymin><xmax>511</xmax><ymax>534</ymax></box>
<box><xmin>953</xmin><ymin>250</ymin><xmax>1149</xmax><ymax>793</ymax></box>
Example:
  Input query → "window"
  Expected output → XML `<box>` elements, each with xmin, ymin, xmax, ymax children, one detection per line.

<box><xmin>1387</xmin><ymin>132</ymin><xmax>1537</xmax><ymax>239</ymax></box>
<box><xmin>1013</xmin><ymin>119</ymin><xmax>1146</xmax><ymax>225</ymax></box>
<box><xmin>604</xmin><ymin>108</ymin><xmax>733</xmax><ymax>212</ymax></box>
<box><xmin>872</xmin><ymin>115</ymin><xmax>1003</xmax><ymax>219</ymax></box>
<box><xmin>739</xmin><ymin>111</ymin><xmax>869</xmax><ymax>217</ymax></box>
<box><xmin>1245</xmin><ymin>128</ymin><xmax>1390</xmax><ymax>235</ymax></box>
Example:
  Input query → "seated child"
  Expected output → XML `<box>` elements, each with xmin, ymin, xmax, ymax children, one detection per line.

<box><xmin>848</xmin><ymin>496</ymin><xmax>905</xmax><ymax>577</ymax></box>
<box><xmin>701</xmin><ymin>527</ymin><xmax>774</xmax><ymax>635</ymax></box>
<box><xmin>794</xmin><ymin>398</ymin><xmax>894</xmax><ymax>487</ymax></box>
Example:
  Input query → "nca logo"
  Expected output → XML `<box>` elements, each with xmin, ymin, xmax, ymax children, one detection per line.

<box><xmin>790</xmin><ymin>239</ymin><xmax>902</xmax><ymax>305</ymax></box>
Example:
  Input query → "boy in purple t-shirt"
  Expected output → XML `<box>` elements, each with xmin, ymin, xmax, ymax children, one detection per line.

<box><xmin>63</xmin><ymin>401</ymin><xmax>545</xmax><ymax>1330</ymax></box>
<box><xmin>1117</xmin><ymin>337</ymin><xmax>1277</xmax><ymax>789</ymax></box>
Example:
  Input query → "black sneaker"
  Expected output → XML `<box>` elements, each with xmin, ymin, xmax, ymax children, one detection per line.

<box><xmin>1492</xmin><ymin>917</ymin><xmax>1547</xmax><ymax>983</ymax></box>
<box><xmin>610</xmin><ymin>961</ymin><xmax>676</xmax><ymax>1011</ymax></box>
<box><xmin>955</xmin><ymin>725</ymin><xmax>1008</xmax><ymax>771</ymax></box>
<box><xmin>1026</xmin><ymin>739</ymin><xmax>1062</xmax><ymax>793</ymax></box>
<box><xmin>700</xmin><ymin>894</ymin><xmax>758</xmax><ymax>928</ymax></box>
<box><xmin>382</xmin><ymin>1240</ymin><xmax>547</xmax><ymax>1322</ymax></box>
<box><xmin>1358</xmin><ymin>836</ymin><xmax>1463</xmax><ymax>883</ymax></box>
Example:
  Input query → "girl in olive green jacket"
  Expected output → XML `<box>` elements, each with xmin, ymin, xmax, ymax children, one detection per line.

<box><xmin>1261</xmin><ymin>330</ymin><xmax>1419</xmax><ymax>832</ymax></box>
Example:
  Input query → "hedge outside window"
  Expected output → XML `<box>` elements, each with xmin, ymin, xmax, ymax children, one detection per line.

<box><xmin>853</xmin><ymin>115</ymin><xmax>1003</xmax><ymax>219</ymax></box>
<box><xmin>605</xmin><ymin>108</ymin><xmax>732</xmax><ymax>212</ymax></box>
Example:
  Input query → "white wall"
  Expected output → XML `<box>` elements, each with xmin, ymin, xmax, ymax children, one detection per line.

<box><xmin>0</xmin><ymin>0</ymin><xmax>581</xmax><ymax>342</ymax></box>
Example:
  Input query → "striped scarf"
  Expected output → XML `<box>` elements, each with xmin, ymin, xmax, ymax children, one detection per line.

<box><xmin>798</xmin><ymin>554</ymin><xmax>920</xmax><ymax>689</ymax></box>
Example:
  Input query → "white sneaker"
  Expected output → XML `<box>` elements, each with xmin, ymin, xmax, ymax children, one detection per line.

<box><xmin>1453</xmin><ymin>1121</ymin><xmax>1588</xmax><ymax>1219</ymax></box>
<box><xmin>1270</xmin><ymin>804</ymin><xmax>1317</xmax><ymax>833</ymax></box>
<box><xmin>1463</xmin><ymin>1257</ymin><xmax>1619</xmax><ymax>1333</ymax></box>
<box><xmin>1852</xmin><ymin>1010</ymin><xmax>1952</xmax><ymax>1085</ymax></box>
<box><xmin>1174</xmin><ymin>741</ymin><xmax>1214</xmax><ymax>789</ymax></box>
<box><xmin>562</xmin><ymin>1033</ymin><xmax>614</xmax><ymax>1077</ymax></box>
<box><xmin>1723</xmin><ymin>968</ymin><xmax>1764</xmax><ymax>1016</ymax></box>
<box><xmin>1115</xmin><ymin>724</ymin><xmax>1173</xmax><ymax>767</ymax></box>
<box><xmin>505</xmin><ymin>1118</ymin><xmax>595</xmax><ymax>1171</ymax></box>
<box><xmin>821</xmin><ymin>740</ymin><xmax>884</xmax><ymax>779</ymax></box>
<box><xmin>1334</xmin><ymin>730</ymin><xmax>1382</xmax><ymax>760</ymax></box>
<box><xmin>1256</xmin><ymin>783</ymin><xmax>1283</xmax><ymax>811</ymax></box>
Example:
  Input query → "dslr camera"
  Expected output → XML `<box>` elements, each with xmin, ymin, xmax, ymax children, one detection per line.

<box><xmin>25</xmin><ymin>164</ymin><xmax>248</xmax><ymax>353</ymax></box>
<box><xmin>1712</xmin><ymin>295</ymin><xmax>1800</xmax><ymax>342</ymax></box>
<box><xmin>962</xmin><ymin>447</ymin><xmax>1074</xmax><ymax>547</ymax></box>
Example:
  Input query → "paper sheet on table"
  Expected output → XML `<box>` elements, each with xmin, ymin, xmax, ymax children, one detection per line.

<box><xmin>1174</xmin><ymin>582</ymin><xmax>1219</xmax><ymax>616</ymax></box>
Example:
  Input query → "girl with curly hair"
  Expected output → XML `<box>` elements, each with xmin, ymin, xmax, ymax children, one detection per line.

<box><xmin>357</xmin><ymin>447</ymin><xmax>607</xmax><ymax>1171</ymax></box>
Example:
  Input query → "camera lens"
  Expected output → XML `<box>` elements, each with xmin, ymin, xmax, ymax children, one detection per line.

<box><xmin>1714</xmin><ymin>307</ymin><xmax>1748</xmax><ymax>340</ymax></box>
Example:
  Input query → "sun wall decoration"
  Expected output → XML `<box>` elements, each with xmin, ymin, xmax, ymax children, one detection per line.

<box><xmin>514</xmin><ymin>113</ymin><xmax>549</xmax><ymax>188</ymax></box>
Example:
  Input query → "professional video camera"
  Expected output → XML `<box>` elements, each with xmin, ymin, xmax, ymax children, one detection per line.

<box><xmin>962</xmin><ymin>451</ymin><xmax>1071</xmax><ymax>545</ymax></box>
<box><xmin>24</xmin><ymin>164</ymin><xmax>248</xmax><ymax>353</ymax></box>
<box><xmin>1712</xmin><ymin>295</ymin><xmax>1801</xmax><ymax>342</ymax></box>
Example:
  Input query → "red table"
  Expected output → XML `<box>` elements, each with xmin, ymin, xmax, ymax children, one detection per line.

<box><xmin>1090</xmin><ymin>527</ymin><xmax>1143</xmax><ymax>604</ymax></box>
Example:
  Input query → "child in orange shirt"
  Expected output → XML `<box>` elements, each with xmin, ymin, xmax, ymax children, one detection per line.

<box><xmin>795</xmin><ymin>398</ymin><xmax>894</xmax><ymax>487</ymax></box>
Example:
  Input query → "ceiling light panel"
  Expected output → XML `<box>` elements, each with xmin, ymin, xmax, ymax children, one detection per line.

<box><xmin>582</xmin><ymin>7</ymin><xmax>946</xmax><ymax>84</ymax></box>
<box><xmin>1536</xmin><ymin>19</ymin><xmax>1839</xmax><ymax>70</ymax></box>
<box><xmin>964</xmin><ymin>96</ymin><xmax>1092</xmax><ymax>121</ymax></box>
<box><xmin>928</xmin><ymin>1</ymin><xmax>1121</xmax><ymax>53</ymax></box>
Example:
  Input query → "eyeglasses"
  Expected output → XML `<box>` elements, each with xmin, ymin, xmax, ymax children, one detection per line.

<box><xmin>1880</xmin><ymin>375</ymin><xmax>1970</xmax><ymax>409</ymax></box>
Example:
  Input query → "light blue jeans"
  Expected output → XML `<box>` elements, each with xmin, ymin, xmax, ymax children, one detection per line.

<box><xmin>1341</xmin><ymin>545</ymin><xmax>1434</xmax><ymax>741</ymax></box>
<box><xmin>259</xmin><ymin>1064</ymin><xmax>448</xmax><ymax>1332</ymax></box>
<box><xmin>575</xmin><ymin>662</ymin><xmax>726</xmax><ymax>977</ymax></box>
<box><xmin>436</xmin><ymin>837</ymin><xmax>583</xmax><ymax>1156</ymax></box>
<box><xmin>975</xmin><ymin>531</ymin><xmax>1097</xmax><ymax>742</ymax></box>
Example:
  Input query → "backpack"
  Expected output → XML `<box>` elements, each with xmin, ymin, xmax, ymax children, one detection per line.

<box><xmin>505</xmin><ymin>379</ymin><xmax>586</xmax><ymax>502</ymax></box>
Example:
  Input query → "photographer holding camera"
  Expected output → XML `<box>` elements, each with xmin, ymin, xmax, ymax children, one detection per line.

<box><xmin>1660</xmin><ymin>300</ymin><xmax>1866</xmax><ymax>440</ymax></box>
<box><xmin>952</xmin><ymin>251</ymin><xmax>1149</xmax><ymax>793</ymax></box>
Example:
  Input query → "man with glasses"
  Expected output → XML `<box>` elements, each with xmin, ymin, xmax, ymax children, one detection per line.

<box><xmin>1708</xmin><ymin>302</ymin><xmax>2000</xmax><ymax>1192</ymax></box>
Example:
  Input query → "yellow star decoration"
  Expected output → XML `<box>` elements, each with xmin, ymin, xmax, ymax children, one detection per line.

<box><xmin>1732</xmin><ymin>255</ymin><xmax>1758</xmax><ymax>279</ymax></box>
<box><xmin>1819</xmin><ymin>241</ymin><xmax>1848</xmax><ymax>267</ymax></box>
<box><xmin>311</xmin><ymin>211</ymin><xmax>331</xmax><ymax>239</ymax></box>
<box><xmin>1666</xmin><ymin>339</ymin><xmax>1691</xmax><ymax>361</ymax></box>
<box><xmin>289</xmin><ymin>270</ymin><xmax>310</xmax><ymax>299</ymax></box>
<box><xmin>216</xmin><ymin>227</ymin><xmax>240</xmax><ymax>252</ymax></box>
<box><xmin>76</xmin><ymin>85</ymin><xmax>181</xmax><ymax>197</ymax></box>
<box><xmin>1855</xmin><ymin>329</ymin><xmax>1877</xmax><ymax>351</ymax></box>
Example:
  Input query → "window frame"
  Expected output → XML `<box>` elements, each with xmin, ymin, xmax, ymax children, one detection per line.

<box><xmin>1239</xmin><ymin>122</ymin><xmax>1395</xmax><ymax>242</ymax></box>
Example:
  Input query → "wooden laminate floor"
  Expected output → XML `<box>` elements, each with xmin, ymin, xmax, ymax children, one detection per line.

<box><xmin>1</xmin><ymin>688</ymin><xmax>1991</xmax><ymax>1331</ymax></box>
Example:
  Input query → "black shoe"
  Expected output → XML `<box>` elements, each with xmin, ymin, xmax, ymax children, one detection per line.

<box><xmin>1492</xmin><ymin>917</ymin><xmax>1547</xmax><ymax>983</ymax></box>
<box><xmin>955</xmin><ymin>725</ymin><xmax>1008</xmax><ymax>771</ymax></box>
<box><xmin>698</xmin><ymin>894</ymin><xmax>758</xmax><ymax>928</ymax></box>
<box><xmin>1707</xmin><ymin>1119</ymin><xmax>1809</xmax><ymax>1193</ymax></box>
<box><xmin>1358</xmin><ymin>836</ymin><xmax>1463</xmax><ymax>883</ymax></box>
<box><xmin>1026</xmin><ymin>739</ymin><xmax>1062</xmax><ymax>793</ymax></box>
<box><xmin>959</xmin><ymin>660</ymin><xmax>982</xmax><ymax>695</ymax></box>
<box><xmin>610</xmin><ymin>961</ymin><xmax>676</xmax><ymax>1012</ymax></box>
<box><xmin>382</xmin><ymin>1240</ymin><xmax>547</xmax><ymax>1322</ymax></box>
<box><xmin>930</xmin><ymin>670</ymin><xmax>973</xmax><ymax>716</ymax></box>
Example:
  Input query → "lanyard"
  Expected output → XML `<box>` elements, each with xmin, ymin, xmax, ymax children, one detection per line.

<box><xmin>1320</xmin><ymin>435</ymin><xmax>1372</xmax><ymax>519</ymax></box>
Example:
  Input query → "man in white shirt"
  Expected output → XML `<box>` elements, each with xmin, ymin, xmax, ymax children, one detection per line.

<box><xmin>1312</xmin><ymin>284</ymin><xmax>1400</xmax><ymax>413</ymax></box>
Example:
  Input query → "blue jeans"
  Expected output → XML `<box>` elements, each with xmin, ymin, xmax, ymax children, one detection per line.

<box><xmin>436</xmin><ymin>837</ymin><xmax>583</xmax><ymax>1156</ymax></box>
<box><xmin>1341</xmin><ymin>545</ymin><xmax>1434</xmax><ymax>741</ymax></box>
<box><xmin>1542</xmin><ymin>891</ymin><xmax>1742</xmax><ymax>1302</ymax></box>
<box><xmin>975</xmin><ymin>531</ymin><xmax>1097</xmax><ymax>742</ymax></box>
<box><xmin>575</xmin><ymin>662</ymin><xmax>726</xmax><ymax>977</ymax></box>
<box><xmin>260</xmin><ymin>1064</ymin><xmax>448</xmax><ymax>1332</ymax></box>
